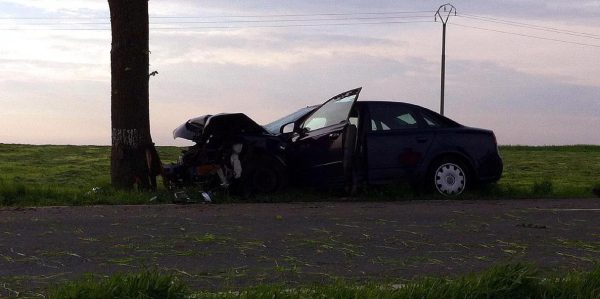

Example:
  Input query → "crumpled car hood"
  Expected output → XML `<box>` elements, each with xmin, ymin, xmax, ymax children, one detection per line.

<box><xmin>173</xmin><ymin>113</ymin><xmax>267</xmax><ymax>142</ymax></box>
<box><xmin>173</xmin><ymin>115</ymin><xmax>212</xmax><ymax>141</ymax></box>
<box><xmin>204</xmin><ymin>113</ymin><xmax>268</xmax><ymax>136</ymax></box>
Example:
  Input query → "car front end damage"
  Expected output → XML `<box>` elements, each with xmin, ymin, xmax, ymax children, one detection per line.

<box><xmin>162</xmin><ymin>113</ymin><xmax>289</xmax><ymax>197</ymax></box>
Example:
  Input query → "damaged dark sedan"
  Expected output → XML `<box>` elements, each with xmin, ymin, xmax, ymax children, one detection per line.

<box><xmin>163</xmin><ymin>88</ymin><xmax>502</xmax><ymax>196</ymax></box>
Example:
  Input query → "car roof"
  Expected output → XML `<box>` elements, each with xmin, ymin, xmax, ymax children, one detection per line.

<box><xmin>356</xmin><ymin>100</ymin><xmax>461</xmax><ymax>127</ymax></box>
<box><xmin>356</xmin><ymin>100</ymin><xmax>425</xmax><ymax>110</ymax></box>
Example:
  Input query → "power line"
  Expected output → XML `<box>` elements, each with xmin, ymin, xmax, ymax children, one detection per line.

<box><xmin>0</xmin><ymin>15</ymin><xmax>433</xmax><ymax>26</ymax></box>
<box><xmin>453</xmin><ymin>23</ymin><xmax>600</xmax><ymax>48</ymax></box>
<box><xmin>0</xmin><ymin>10</ymin><xmax>434</xmax><ymax>20</ymax></box>
<box><xmin>457</xmin><ymin>14</ymin><xmax>600</xmax><ymax>40</ymax></box>
<box><xmin>461</xmin><ymin>13</ymin><xmax>600</xmax><ymax>38</ymax></box>
<box><xmin>153</xmin><ymin>20</ymin><xmax>434</xmax><ymax>30</ymax></box>
<box><xmin>0</xmin><ymin>10</ymin><xmax>436</xmax><ymax>31</ymax></box>
<box><xmin>1</xmin><ymin>8</ymin><xmax>598</xmax><ymax>50</ymax></box>
<box><xmin>0</xmin><ymin>20</ymin><xmax>434</xmax><ymax>31</ymax></box>
<box><xmin>0</xmin><ymin>16</ymin><xmax>104</xmax><ymax>20</ymax></box>
<box><xmin>151</xmin><ymin>10</ymin><xmax>436</xmax><ymax>19</ymax></box>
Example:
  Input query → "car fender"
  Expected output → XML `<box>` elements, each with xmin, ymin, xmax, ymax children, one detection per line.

<box><xmin>240</xmin><ymin>137</ymin><xmax>288</xmax><ymax>169</ymax></box>
<box><xmin>420</xmin><ymin>147</ymin><xmax>477</xmax><ymax>181</ymax></box>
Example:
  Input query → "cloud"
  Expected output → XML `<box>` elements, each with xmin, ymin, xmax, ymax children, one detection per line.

<box><xmin>0</xmin><ymin>78</ymin><xmax>110</xmax><ymax>145</ymax></box>
<box><xmin>446</xmin><ymin>60</ymin><xmax>600</xmax><ymax>145</ymax></box>
<box><xmin>0</xmin><ymin>0</ymin><xmax>107</xmax><ymax>17</ymax></box>
<box><xmin>150</xmin><ymin>29</ymin><xmax>410</xmax><ymax>68</ymax></box>
<box><xmin>0</xmin><ymin>0</ymin><xmax>599</xmax><ymax>145</ymax></box>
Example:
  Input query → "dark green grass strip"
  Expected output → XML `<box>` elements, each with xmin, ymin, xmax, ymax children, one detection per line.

<box><xmin>46</xmin><ymin>264</ymin><xmax>600</xmax><ymax>299</ymax></box>
<box><xmin>47</xmin><ymin>270</ymin><xmax>188</xmax><ymax>299</ymax></box>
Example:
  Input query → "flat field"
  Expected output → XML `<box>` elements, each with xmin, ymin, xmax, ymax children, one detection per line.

<box><xmin>0</xmin><ymin>144</ymin><xmax>599</xmax><ymax>206</ymax></box>
<box><xmin>498</xmin><ymin>145</ymin><xmax>600</xmax><ymax>197</ymax></box>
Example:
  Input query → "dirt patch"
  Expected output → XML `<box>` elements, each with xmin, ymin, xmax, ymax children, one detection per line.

<box><xmin>1</xmin><ymin>198</ymin><xmax>600</xmax><ymax>296</ymax></box>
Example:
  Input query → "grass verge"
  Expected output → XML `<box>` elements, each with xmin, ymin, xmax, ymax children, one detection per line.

<box><xmin>1</xmin><ymin>144</ymin><xmax>599</xmax><ymax>206</ymax></box>
<box><xmin>44</xmin><ymin>264</ymin><xmax>600</xmax><ymax>299</ymax></box>
<box><xmin>47</xmin><ymin>270</ymin><xmax>188</xmax><ymax>299</ymax></box>
<box><xmin>0</xmin><ymin>144</ymin><xmax>180</xmax><ymax>206</ymax></box>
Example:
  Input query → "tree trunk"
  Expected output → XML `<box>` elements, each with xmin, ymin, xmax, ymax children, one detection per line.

<box><xmin>109</xmin><ymin>0</ymin><xmax>157</xmax><ymax>190</ymax></box>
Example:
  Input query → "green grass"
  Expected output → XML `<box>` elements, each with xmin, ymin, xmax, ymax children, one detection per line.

<box><xmin>497</xmin><ymin>145</ymin><xmax>600</xmax><ymax>198</ymax></box>
<box><xmin>0</xmin><ymin>144</ymin><xmax>180</xmax><ymax>206</ymax></box>
<box><xmin>44</xmin><ymin>264</ymin><xmax>600</xmax><ymax>299</ymax></box>
<box><xmin>47</xmin><ymin>270</ymin><xmax>188</xmax><ymax>299</ymax></box>
<box><xmin>0</xmin><ymin>144</ymin><xmax>599</xmax><ymax>206</ymax></box>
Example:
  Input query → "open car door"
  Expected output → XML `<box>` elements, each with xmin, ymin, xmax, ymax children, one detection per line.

<box><xmin>290</xmin><ymin>88</ymin><xmax>362</xmax><ymax>185</ymax></box>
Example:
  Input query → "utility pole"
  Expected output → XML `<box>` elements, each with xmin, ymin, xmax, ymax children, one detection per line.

<box><xmin>435</xmin><ymin>3</ymin><xmax>456</xmax><ymax>116</ymax></box>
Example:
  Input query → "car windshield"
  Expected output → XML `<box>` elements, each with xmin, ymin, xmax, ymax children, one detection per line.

<box><xmin>263</xmin><ymin>106</ymin><xmax>317</xmax><ymax>135</ymax></box>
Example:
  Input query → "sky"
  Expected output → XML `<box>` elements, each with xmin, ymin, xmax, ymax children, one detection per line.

<box><xmin>0</xmin><ymin>0</ymin><xmax>599</xmax><ymax>146</ymax></box>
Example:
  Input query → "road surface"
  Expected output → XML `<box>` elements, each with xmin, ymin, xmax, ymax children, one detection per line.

<box><xmin>1</xmin><ymin>198</ymin><xmax>599</xmax><ymax>296</ymax></box>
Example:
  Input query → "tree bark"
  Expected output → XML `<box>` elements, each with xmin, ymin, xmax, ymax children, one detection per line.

<box><xmin>109</xmin><ymin>0</ymin><xmax>157</xmax><ymax>190</ymax></box>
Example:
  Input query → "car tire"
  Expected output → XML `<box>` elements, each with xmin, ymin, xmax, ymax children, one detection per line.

<box><xmin>243</xmin><ymin>156</ymin><xmax>286</xmax><ymax>195</ymax></box>
<box><xmin>430</xmin><ymin>160</ymin><xmax>468</xmax><ymax>196</ymax></box>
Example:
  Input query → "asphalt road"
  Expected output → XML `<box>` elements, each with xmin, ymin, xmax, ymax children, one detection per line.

<box><xmin>1</xmin><ymin>198</ymin><xmax>600</xmax><ymax>297</ymax></box>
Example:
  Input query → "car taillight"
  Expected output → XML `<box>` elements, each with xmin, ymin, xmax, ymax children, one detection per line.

<box><xmin>492</xmin><ymin>132</ymin><xmax>501</xmax><ymax>155</ymax></box>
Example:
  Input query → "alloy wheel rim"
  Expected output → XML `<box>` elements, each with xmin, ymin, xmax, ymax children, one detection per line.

<box><xmin>434</xmin><ymin>163</ymin><xmax>466</xmax><ymax>195</ymax></box>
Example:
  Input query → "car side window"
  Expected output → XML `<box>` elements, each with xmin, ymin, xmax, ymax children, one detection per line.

<box><xmin>420</xmin><ymin>110</ymin><xmax>452</xmax><ymax>128</ymax></box>
<box><xmin>369</xmin><ymin>104</ymin><xmax>419</xmax><ymax>131</ymax></box>
<box><xmin>397</xmin><ymin>113</ymin><xmax>417</xmax><ymax>126</ymax></box>
<box><xmin>422</xmin><ymin>115</ymin><xmax>440</xmax><ymax>127</ymax></box>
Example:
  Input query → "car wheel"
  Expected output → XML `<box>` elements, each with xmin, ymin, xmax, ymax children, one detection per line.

<box><xmin>432</xmin><ymin>161</ymin><xmax>467</xmax><ymax>196</ymax></box>
<box><xmin>244</xmin><ymin>157</ymin><xmax>286</xmax><ymax>194</ymax></box>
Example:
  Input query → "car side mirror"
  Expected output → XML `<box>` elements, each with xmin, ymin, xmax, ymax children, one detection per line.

<box><xmin>281</xmin><ymin>122</ymin><xmax>296</xmax><ymax>134</ymax></box>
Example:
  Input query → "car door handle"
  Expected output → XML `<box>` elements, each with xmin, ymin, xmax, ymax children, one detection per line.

<box><xmin>328</xmin><ymin>132</ymin><xmax>341</xmax><ymax>139</ymax></box>
<box><xmin>416</xmin><ymin>136</ymin><xmax>428</xmax><ymax>143</ymax></box>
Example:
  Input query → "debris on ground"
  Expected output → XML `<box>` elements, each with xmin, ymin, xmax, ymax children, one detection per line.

<box><xmin>86</xmin><ymin>187</ymin><xmax>103</xmax><ymax>195</ymax></box>
<box><xmin>516</xmin><ymin>223</ymin><xmax>547</xmax><ymax>229</ymax></box>
<box><xmin>173</xmin><ymin>191</ymin><xmax>191</xmax><ymax>204</ymax></box>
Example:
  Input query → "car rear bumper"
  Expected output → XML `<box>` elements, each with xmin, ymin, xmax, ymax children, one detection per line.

<box><xmin>477</xmin><ymin>153</ymin><xmax>503</xmax><ymax>183</ymax></box>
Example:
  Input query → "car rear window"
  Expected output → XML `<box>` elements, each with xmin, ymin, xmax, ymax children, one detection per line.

<box><xmin>419</xmin><ymin>109</ymin><xmax>460</xmax><ymax>128</ymax></box>
<box><xmin>369</xmin><ymin>104</ymin><xmax>419</xmax><ymax>131</ymax></box>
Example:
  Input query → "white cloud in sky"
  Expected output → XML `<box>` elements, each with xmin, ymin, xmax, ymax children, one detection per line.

<box><xmin>0</xmin><ymin>0</ymin><xmax>599</xmax><ymax>146</ymax></box>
